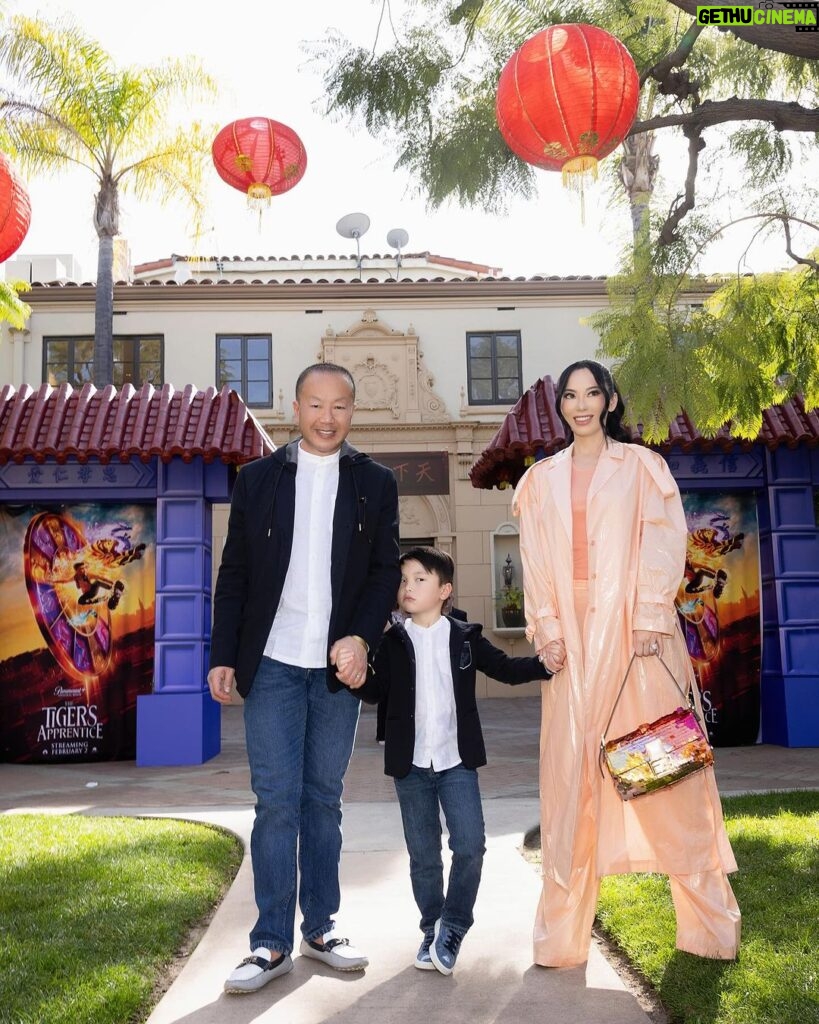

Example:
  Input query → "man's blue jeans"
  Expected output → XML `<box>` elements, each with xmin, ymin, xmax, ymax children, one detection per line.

<box><xmin>243</xmin><ymin>657</ymin><xmax>361</xmax><ymax>955</ymax></box>
<box><xmin>393</xmin><ymin>763</ymin><xmax>486</xmax><ymax>937</ymax></box>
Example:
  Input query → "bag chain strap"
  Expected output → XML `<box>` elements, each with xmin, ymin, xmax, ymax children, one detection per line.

<box><xmin>600</xmin><ymin>652</ymin><xmax>706</xmax><ymax>749</ymax></box>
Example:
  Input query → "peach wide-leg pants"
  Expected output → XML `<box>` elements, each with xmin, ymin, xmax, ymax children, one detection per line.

<box><xmin>533</xmin><ymin>756</ymin><xmax>741</xmax><ymax>966</ymax></box>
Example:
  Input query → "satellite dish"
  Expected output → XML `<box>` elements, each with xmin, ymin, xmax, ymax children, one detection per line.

<box><xmin>335</xmin><ymin>212</ymin><xmax>370</xmax><ymax>273</ymax></box>
<box><xmin>336</xmin><ymin>212</ymin><xmax>370</xmax><ymax>240</ymax></box>
<box><xmin>386</xmin><ymin>227</ymin><xmax>409</xmax><ymax>272</ymax></box>
<box><xmin>386</xmin><ymin>228</ymin><xmax>409</xmax><ymax>250</ymax></box>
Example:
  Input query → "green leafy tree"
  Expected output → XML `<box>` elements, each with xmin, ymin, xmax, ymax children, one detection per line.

<box><xmin>0</xmin><ymin>14</ymin><xmax>217</xmax><ymax>385</ymax></box>
<box><xmin>585</xmin><ymin>223</ymin><xmax>819</xmax><ymax>441</ymax></box>
<box><xmin>310</xmin><ymin>0</ymin><xmax>819</xmax><ymax>434</ymax></box>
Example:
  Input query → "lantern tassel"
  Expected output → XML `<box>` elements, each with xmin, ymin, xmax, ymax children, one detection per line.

<box><xmin>247</xmin><ymin>182</ymin><xmax>272</xmax><ymax>233</ymax></box>
<box><xmin>561</xmin><ymin>156</ymin><xmax>598</xmax><ymax>227</ymax></box>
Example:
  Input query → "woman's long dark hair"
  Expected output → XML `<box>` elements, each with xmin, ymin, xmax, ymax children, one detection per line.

<box><xmin>554</xmin><ymin>360</ymin><xmax>632</xmax><ymax>445</ymax></box>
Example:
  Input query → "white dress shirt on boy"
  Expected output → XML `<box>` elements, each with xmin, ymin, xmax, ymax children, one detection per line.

<box><xmin>406</xmin><ymin>615</ymin><xmax>460</xmax><ymax>771</ymax></box>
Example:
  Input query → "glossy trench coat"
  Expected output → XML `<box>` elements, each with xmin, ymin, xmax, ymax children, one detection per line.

<box><xmin>513</xmin><ymin>441</ymin><xmax>737</xmax><ymax>889</ymax></box>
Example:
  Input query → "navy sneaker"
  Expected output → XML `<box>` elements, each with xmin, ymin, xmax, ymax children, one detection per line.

<box><xmin>430</xmin><ymin>920</ymin><xmax>463</xmax><ymax>976</ymax></box>
<box><xmin>414</xmin><ymin>930</ymin><xmax>436</xmax><ymax>970</ymax></box>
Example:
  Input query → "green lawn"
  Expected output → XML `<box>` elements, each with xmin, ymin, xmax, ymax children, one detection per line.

<box><xmin>595</xmin><ymin>790</ymin><xmax>819</xmax><ymax>1024</ymax></box>
<box><xmin>0</xmin><ymin>814</ymin><xmax>242</xmax><ymax>1024</ymax></box>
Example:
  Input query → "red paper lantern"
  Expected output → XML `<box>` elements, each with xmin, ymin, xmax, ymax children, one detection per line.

<box><xmin>0</xmin><ymin>151</ymin><xmax>32</xmax><ymax>264</ymax></box>
<box><xmin>496</xmin><ymin>24</ymin><xmax>639</xmax><ymax>189</ymax></box>
<box><xmin>211</xmin><ymin>117</ymin><xmax>307</xmax><ymax>214</ymax></box>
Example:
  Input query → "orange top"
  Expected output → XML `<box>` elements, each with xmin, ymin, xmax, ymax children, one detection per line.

<box><xmin>571</xmin><ymin>460</ymin><xmax>595</xmax><ymax>581</ymax></box>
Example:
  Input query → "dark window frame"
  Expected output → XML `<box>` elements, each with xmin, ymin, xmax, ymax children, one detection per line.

<box><xmin>43</xmin><ymin>335</ymin><xmax>164</xmax><ymax>388</ymax></box>
<box><xmin>465</xmin><ymin>330</ymin><xmax>523</xmax><ymax>406</ymax></box>
<box><xmin>216</xmin><ymin>333</ymin><xmax>273</xmax><ymax>408</ymax></box>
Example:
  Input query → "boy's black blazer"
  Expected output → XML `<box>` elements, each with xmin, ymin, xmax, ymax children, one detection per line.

<box><xmin>357</xmin><ymin>616</ymin><xmax>550</xmax><ymax>778</ymax></box>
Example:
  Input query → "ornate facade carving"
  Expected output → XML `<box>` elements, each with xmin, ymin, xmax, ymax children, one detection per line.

<box><xmin>352</xmin><ymin>356</ymin><xmax>400</xmax><ymax>418</ymax></box>
<box><xmin>398</xmin><ymin>494</ymin><xmax>454</xmax><ymax>547</ymax></box>
<box><xmin>418</xmin><ymin>358</ymin><xmax>447</xmax><ymax>421</ymax></box>
<box><xmin>321</xmin><ymin>310</ymin><xmax>449</xmax><ymax>424</ymax></box>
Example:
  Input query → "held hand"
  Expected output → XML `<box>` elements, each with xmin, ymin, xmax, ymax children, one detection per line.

<box><xmin>330</xmin><ymin>636</ymin><xmax>368</xmax><ymax>688</ymax></box>
<box><xmin>537</xmin><ymin>639</ymin><xmax>566</xmax><ymax>673</ymax></box>
<box><xmin>207</xmin><ymin>665</ymin><xmax>236</xmax><ymax>704</ymax></box>
<box><xmin>634</xmin><ymin>630</ymin><xmax>665</xmax><ymax>658</ymax></box>
<box><xmin>333</xmin><ymin>648</ymin><xmax>364</xmax><ymax>689</ymax></box>
<box><xmin>334</xmin><ymin>647</ymin><xmax>355</xmax><ymax>673</ymax></box>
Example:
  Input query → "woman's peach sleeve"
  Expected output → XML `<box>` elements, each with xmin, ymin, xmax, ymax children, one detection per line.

<box><xmin>634</xmin><ymin>453</ymin><xmax>687</xmax><ymax>635</ymax></box>
<box><xmin>513</xmin><ymin>468</ymin><xmax>564</xmax><ymax>649</ymax></box>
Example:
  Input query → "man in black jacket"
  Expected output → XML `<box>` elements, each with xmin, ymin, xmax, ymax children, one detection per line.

<box><xmin>344</xmin><ymin>547</ymin><xmax>550</xmax><ymax>977</ymax></box>
<box><xmin>208</xmin><ymin>363</ymin><xmax>400</xmax><ymax>993</ymax></box>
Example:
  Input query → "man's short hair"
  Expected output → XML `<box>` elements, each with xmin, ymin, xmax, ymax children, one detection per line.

<box><xmin>295</xmin><ymin>362</ymin><xmax>356</xmax><ymax>401</ymax></box>
<box><xmin>400</xmin><ymin>546</ymin><xmax>454</xmax><ymax>587</ymax></box>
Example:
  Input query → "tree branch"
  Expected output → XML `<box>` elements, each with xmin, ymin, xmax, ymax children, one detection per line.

<box><xmin>640</xmin><ymin>20</ymin><xmax>705</xmax><ymax>105</ymax></box>
<box><xmin>629</xmin><ymin>97</ymin><xmax>819</xmax><ymax>135</ymax></box>
<box><xmin>658</xmin><ymin>127</ymin><xmax>705</xmax><ymax>245</ymax></box>
<box><xmin>673</xmin><ymin>213</ymin><xmax>819</xmax><ymax>286</ymax></box>
<box><xmin>781</xmin><ymin>215</ymin><xmax>819</xmax><ymax>272</ymax></box>
<box><xmin>664</xmin><ymin>0</ymin><xmax>819</xmax><ymax>58</ymax></box>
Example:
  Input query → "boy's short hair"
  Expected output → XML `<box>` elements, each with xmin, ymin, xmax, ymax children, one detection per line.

<box><xmin>400</xmin><ymin>546</ymin><xmax>454</xmax><ymax>587</ymax></box>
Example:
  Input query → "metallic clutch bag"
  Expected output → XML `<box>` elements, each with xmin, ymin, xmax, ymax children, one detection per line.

<box><xmin>600</xmin><ymin>653</ymin><xmax>714</xmax><ymax>801</ymax></box>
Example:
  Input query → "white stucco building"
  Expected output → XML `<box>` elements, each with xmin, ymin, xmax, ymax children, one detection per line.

<box><xmin>0</xmin><ymin>250</ymin><xmax>710</xmax><ymax>696</ymax></box>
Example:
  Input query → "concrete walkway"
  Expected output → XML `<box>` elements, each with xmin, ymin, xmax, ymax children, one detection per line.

<box><xmin>3</xmin><ymin>698</ymin><xmax>818</xmax><ymax>1024</ymax></box>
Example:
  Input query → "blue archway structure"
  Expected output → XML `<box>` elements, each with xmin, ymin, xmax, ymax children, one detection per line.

<box><xmin>470</xmin><ymin>376</ymin><xmax>819</xmax><ymax>748</ymax></box>
<box><xmin>0</xmin><ymin>382</ymin><xmax>273</xmax><ymax>766</ymax></box>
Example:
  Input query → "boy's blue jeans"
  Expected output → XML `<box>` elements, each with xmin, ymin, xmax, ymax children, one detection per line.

<box><xmin>243</xmin><ymin>657</ymin><xmax>361</xmax><ymax>955</ymax></box>
<box><xmin>393</xmin><ymin>763</ymin><xmax>486</xmax><ymax>937</ymax></box>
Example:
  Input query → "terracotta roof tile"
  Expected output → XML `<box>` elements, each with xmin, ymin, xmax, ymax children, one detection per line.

<box><xmin>469</xmin><ymin>374</ymin><xmax>819</xmax><ymax>489</ymax></box>
<box><xmin>0</xmin><ymin>383</ymin><xmax>274</xmax><ymax>465</ymax></box>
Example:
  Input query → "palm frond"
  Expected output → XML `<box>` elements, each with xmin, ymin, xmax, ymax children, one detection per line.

<box><xmin>0</xmin><ymin>280</ymin><xmax>32</xmax><ymax>330</ymax></box>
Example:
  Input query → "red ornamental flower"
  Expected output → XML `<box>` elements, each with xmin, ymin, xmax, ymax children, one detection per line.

<box><xmin>0</xmin><ymin>151</ymin><xmax>32</xmax><ymax>264</ymax></box>
<box><xmin>211</xmin><ymin>117</ymin><xmax>307</xmax><ymax>211</ymax></box>
<box><xmin>495</xmin><ymin>24</ymin><xmax>639</xmax><ymax>187</ymax></box>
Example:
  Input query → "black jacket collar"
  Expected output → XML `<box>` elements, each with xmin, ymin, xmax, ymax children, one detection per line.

<box><xmin>274</xmin><ymin>438</ymin><xmax>368</xmax><ymax>470</ymax></box>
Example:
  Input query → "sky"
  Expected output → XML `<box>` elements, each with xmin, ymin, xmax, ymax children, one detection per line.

<box><xmin>4</xmin><ymin>0</ymin><xmax>816</xmax><ymax>280</ymax></box>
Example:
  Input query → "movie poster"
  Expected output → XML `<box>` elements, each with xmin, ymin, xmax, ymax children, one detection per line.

<box><xmin>0</xmin><ymin>503</ymin><xmax>155</xmax><ymax>763</ymax></box>
<box><xmin>676</xmin><ymin>492</ymin><xmax>761</xmax><ymax>746</ymax></box>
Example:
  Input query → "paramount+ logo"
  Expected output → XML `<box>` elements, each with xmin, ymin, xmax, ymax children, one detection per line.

<box><xmin>696</xmin><ymin>2</ymin><xmax>818</xmax><ymax>29</ymax></box>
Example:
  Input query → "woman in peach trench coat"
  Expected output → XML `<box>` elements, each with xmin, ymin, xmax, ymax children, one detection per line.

<box><xmin>512</xmin><ymin>360</ymin><xmax>740</xmax><ymax>968</ymax></box>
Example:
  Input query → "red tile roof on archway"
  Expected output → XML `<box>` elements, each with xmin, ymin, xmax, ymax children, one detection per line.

<box><xmin>469</xmin><ymin>374</ymin><xmax>819</xmax><ymax>490</ymax></box>
<box><xmin>0</xmin><ymin>382</ymin><xmax>274</xmax><ymax>465</ymax></box>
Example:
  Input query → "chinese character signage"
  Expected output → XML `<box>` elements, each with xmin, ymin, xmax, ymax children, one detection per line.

<box><xmin>665</xmin><ymin>452</ymin><xmax>763</xmax><ymax>480</ymax></box>
<box><xmin>0</xmin><ymin>459</ymin><xmax>157</xmax><ymax>490</ymax></box>
<box><xmin>0</xmin><ymin>503</ymin><xmax>156</xmax><ymax>763</ymax></box>
<box><xmin>675</xmin><ymin>492</ymin><xmax>761</xmax><ymax>746</ymax></box>
<box><xmin>377</xmin><ymin>452</ymin><xmax>450</xmax><ymax>495</ymax></box>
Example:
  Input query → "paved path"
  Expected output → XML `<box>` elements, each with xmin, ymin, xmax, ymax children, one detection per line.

<box><xmin>3</xmin><ymin>698</ymin><xmax>818</xmax><ymax>1024</ymax></box>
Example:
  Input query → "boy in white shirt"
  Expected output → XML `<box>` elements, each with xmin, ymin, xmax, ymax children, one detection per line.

<box><xmin>345</xmin><ymin>546</ymin><xmax>550</xmax><ymax>975</ymax></box>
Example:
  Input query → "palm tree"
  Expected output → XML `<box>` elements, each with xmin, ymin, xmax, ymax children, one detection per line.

<box><xmin>0</xmin><ymin>14</ymin><xmax>217</xmax><ymax>385</ymax></box>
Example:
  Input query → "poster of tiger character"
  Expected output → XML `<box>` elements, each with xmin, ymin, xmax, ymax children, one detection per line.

<box><xmin>676</xmin><ymin>491</ymin><xmax>761</xmax><ymax>746</ymax></box>
<box><xmin>0</xmin><ymin>503</ymin><xmax>155</xmax><ymax>763</ymax></box>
